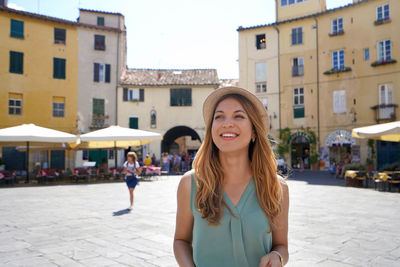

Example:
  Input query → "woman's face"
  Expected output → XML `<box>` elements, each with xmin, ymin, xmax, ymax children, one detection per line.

<box><xmin>211</xmin><ymin>97</ymin><xmax>253</xmax><ymax>154</ymax></box>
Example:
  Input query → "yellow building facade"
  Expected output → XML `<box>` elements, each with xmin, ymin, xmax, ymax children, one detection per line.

<box><xmin>0</xmin><ymin>6</ymin><xmax>78</xmax><ymax>171</ymax></box>
<box><xmin>239</xmin><ymin>0</ymin><xmax>399</xmax><ymax>169</ymax></box>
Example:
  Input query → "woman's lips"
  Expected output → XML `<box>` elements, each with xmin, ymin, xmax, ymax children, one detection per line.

<box><xmin>220</xmin><ymin>132</ymin><xmax>238</xmax><ymax>140</ymax></box>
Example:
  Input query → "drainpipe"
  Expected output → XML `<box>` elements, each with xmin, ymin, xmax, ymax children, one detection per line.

<box><xmin>313</xmin><ymin>16</ymin><xmax>321</xmax><ymax>154</ymax></box>
<box><xmin>273</xmin><ymin>24</ymin><xmax>281</xmax><ymax>132</ymax></box>
<box><xmin>115</xmin><ymin>17</ymin><xmax>121</xmax><ymax>168</ymax></box>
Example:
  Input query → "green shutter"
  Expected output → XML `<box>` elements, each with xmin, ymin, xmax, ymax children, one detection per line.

<box><xmin>10</xmin><ymin>19</ymin><xmax>24</xmax><ymax>38</ymax></box>
<box><xmin>293</xmin><ymin>107</ymin><xmax>305</xmax><ymax>118</ymax></box>
<box><xmin>97</xmin><ymin>17</ymin><xmax>104</xmax><ymax>26</ymax></box>
<box><xmin>10</xmin><ymin>51</ymin><xmax>23</xmax><ymax>74</ymax></box>
<box><xmin>53</xmin><ymin>58</ymin><xmax>66</xmax><ymax>79</ymax></box>
<box><xmin>93</xmin><ymin>98</ymin><xmax>104</xmax><ymax>116</ymax></box>
<box><xmin>129</xmin><ymin>117</ymin><xmax>138</xmax><ymax>129</ymax></box>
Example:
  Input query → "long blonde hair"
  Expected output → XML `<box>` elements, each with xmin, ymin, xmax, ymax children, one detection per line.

<box><xmin>193</xmin><ymin>93</ymin><xmax>283</xmax><ymax>225</ymax></box>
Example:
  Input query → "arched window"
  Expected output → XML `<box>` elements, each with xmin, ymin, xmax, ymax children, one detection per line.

<box><xmin>150</xmin><ymin>109</ymin><xmax>156</xmax><ymax>128</ymax></box>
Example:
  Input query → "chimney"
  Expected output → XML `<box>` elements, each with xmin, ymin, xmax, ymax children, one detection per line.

<box><xmin>0</xmin><ymin>0</ymin><xmax>8</xmax><ymax>7</ymax></box>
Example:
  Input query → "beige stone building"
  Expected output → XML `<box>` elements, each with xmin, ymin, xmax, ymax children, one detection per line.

<box><xmin>75</xmin><ymin>9</ymin><xmax>127</xmax><ymax>168</ymax></box>
<box><xmin>118</xmin><ymin>69</ymin><xmax>219</xmax><ymax>160</ymax></box>
<box><xmin>238</xmin><ymin>0</ymin><xmax>399</xmax><ymax>169</ymax></box>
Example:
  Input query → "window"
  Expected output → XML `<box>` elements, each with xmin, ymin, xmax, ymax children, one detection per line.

<box><xmin>53</xmin><ymin>58</ymin><xmax>66</xmax><ymax>79</ymax></box>
<box><xmin>379</xmin><ymin>84</ymin><xmax>393</xmax><ymax>105</ymax></box>
<box><xmin>54</xmin><ymin>28</ymin><xmax>66</xmax><ymax>44</ymax></box>
<box><xmin>261</xmin><ymin>98</ymin><xmax>268</xmax><ymax>110</ymax></box>
<box><xmin>170</xmin><ymin>88</ymin><xmax>192</xmax><ymax>106</ymax></box>
<box><xmin>94</xmin><ymin>35</ymin><xmax>105</xmax><ymax>50</ymax></box>
<box><xmin>255</xmin><ymin>63</ymin><xmax>267</xmax><ymax>93</ymax></box>
<box><xmin>8</xmin><ymin>93</ymin><xmax>22</xmax><ymax>115</ymax></box>
<box><xmin>256</xmin><ymin>34</ymin><xmax>266</xmax><ymax>50</ymax></box>
<box><xmin>93</xmin><ymin>98</ymin><xmax>104</xmax><ymax>116</ymax></box>
<box><xmin>378</xmin><ymin>40</ymin><xmax>391</xmax><ymax>62</ymax></box>
<box><xmin>53</xmin><ymin>97</ymin><xmax>65</xmax><ymax>117</ymax></box>
<box><xmin>92</xmin><ymin>98</ymin><xmax>105</xmax><ymax>128</ymax></box>
<box><xmin>82</xmin><ymin>150</ymin><xmax>88</xmax><ymax>160</ymax></box>
<box><xmin>123</xmin><ymin>88</ymin><xmax>128</xmax><ymax>101</ymax></box>
<box><xmin>291</xmin><ymin>27</ymin><xmax>303</xmax><ymax>45</ymax></box>
<box><xmin>9</xmin><ymin>51</ymin><xmax>23</xmax><ymax>74</ymax></box>
<box><xmin>10</xmin><ymin>19</ymin><xmax>24</xmax><ymax>38</ymax></box>
<box><xmin>331</xmin><ymin>18</ymin><xmax>343</xmax><ymax>35</ymax></box>
<box><xmin>292</xmin><ymin>57</ymin><xmax>304</xmax><ymax>76</ymax></box>
<box><xmin>108</xmin><ymin>150</ymin><xmax>114</xmax><ymax>160</ymax></box>
<box><xmin>332</xmin><ymin>50</ymin><xmax>344</xmax><ymax>70</ymax></box>
<box><xmin>364</xmin><ymin>48</ymin><xmax>370</xmax><ymax>61</ymax></box>
<box><xmin>293</xmin><ymin>87</ymin><xmax>304</xmax><ymax>118</ymax></box>
<box><xmin>129</xmin><ymin>117</ymin><xmax>139</xmax><ymax>129</ymax></box>
<box><xmin>97</xmin><ymin>16</ymin><xmax>105</xmax><ymax>26</ymax></box>
<box><xmin>128</xmin><ymin>88</ymin><xmax>144</xmax><ymax>102</ymax></box>
<box><xmin>333</xmin><ymin>90</ymin><xmax>346</xmax><ymax>114</ymax></box>
<box><xmin>378</xmin><ymin>84</ymin><xmax>394</xmax><ymax>120</ymax></box>
<box><xmin>93</xmin><ymin>63</ymin><xmax>111</xmax><ymax>82</ymax></box>
<box><xmin>281</xmin><ymin>0</ymin><xmax>306</xmax><ymax>6</ymax></box>
<box><xmin>377</xmin><ymin>4</ymin><xmax>390</xmax><ymax>21</ymax></box>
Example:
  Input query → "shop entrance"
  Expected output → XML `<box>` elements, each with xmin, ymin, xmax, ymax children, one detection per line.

<box><xmin>291</xmin><ymin>136</ymin><xmax>310</xmax><ymax>169</ymax></box>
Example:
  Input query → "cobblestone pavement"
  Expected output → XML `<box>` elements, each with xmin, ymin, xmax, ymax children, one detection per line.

<box><xmin>0</xmin><ymin>171</ymin><xmax>399</xmax><ymax>266</ymax></box>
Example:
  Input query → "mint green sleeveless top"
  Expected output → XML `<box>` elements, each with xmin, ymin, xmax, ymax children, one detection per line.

<box><xmin>190</xmin><ymin>174</ymin><xmax>272</xmax><ymax>267</ymax></box>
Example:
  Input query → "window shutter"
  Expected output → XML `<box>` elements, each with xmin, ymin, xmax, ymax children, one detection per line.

<box><xmin>123</xmin><ymin>88</ymin><xmax>128</xmax><ymax>101</ymax></box>
<box><xmin>340</xmin><ymin>90</ymin><xmax>346</xmax><ymax>113</ymax></box>
<box><xmin>298</xmin><ymin>28</ymin><xmax>302</xmax><ymax>44</ymax></box>
<box><xmin>105</xmin><ymin>64</ymin><xmax>111</xmax><ymax>83</ymax></box>
<box><xmin>94</xmin><ymin>63</ymin><xmax>99</xmax><ymax>82</ymax></box>
<box><xmin>61</xmin><ymin>59</ymin><xmax>66</xmax><ymax>79</ymax></box>
<box><xmin>139</xmin><ymin>88</ymin><xmax>144</xmax><ymax>102</ymax></box>
<box><xmin>291</xmin><ymin>28</ymin><xmax>296</xmax><ymax>45</ymax></box>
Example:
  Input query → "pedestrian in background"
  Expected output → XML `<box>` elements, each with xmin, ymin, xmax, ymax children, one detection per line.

<box><xmin>174</xmin><ymin>87</ymin><xmax>289</xmax><ymax>267</ymax></box>
<box><xmin>144</xmin><ymin>154</ymin><xmax>152</xmax><ymax>166</ymax></box>
<box><xmin>123</xmin><ymin>152</ymin><xmax>141</xmax><ymax>210</ymax></box>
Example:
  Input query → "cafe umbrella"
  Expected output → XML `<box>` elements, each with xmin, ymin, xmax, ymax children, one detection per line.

<box><xmin>76</xmin><ymin>125</ymin><xmax>163</xmax><ymax>168</ymax></box>
<box><xmin>0</xmin><ymin>123</ymin><xmax>77</xmax><ymax>182</ymax></box>
<box><xmin>352</xmin><ymin>121</ymin><xmax>400</xmax><ymax>142</ymax></box>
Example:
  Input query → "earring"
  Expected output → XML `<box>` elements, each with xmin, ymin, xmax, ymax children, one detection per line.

<box><xmin>252</xmin><ymin>137</ymin><xmax>256</xmax><ymax>143</ymax></box>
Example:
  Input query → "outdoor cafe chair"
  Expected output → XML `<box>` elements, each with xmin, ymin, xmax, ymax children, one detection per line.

<box><xmin>387</xmin><ymin>172</ymin><xmax>400</xmax><ymax>192</ymax></box>
<box><xmin>354</xmin><ymin>171</ymin><xmax>367</xmax><ymax>187</ymax></box>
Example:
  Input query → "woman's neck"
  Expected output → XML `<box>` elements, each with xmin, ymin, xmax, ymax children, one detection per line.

<box><xmin>219</xmin><ymin>150</ymin><xmax>252</xmax><ymax>184</ymax></box>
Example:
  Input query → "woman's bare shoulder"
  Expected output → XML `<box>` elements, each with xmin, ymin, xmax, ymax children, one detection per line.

<box><xmin>277</xmin><ymin>174</ymin><xmax>289</xmax><ymax>193</ymax></box>
<box><xmin>178</xmin><ymin>170</ymin><xmax>193</xmax><ymax>193</ymax></box>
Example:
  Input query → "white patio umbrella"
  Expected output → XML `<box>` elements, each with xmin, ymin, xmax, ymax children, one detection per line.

<box><xmin>0</xmin><ymin>123</ymin><xmax>77</xmax><ymax>181</ymax></box>
<box><xmin>76</xmin><ymin>125</ymin><xmax>162</xmax><ymax>167</ymax></box>
<box><xmin>352</xmin><ymin>121</ymin><xmax>400</xmax><ymax>142</ymax></box>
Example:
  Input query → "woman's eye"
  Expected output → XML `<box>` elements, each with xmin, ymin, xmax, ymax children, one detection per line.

<box><xmin>235</xmin><ymin>115</ymin><xmax>245</xmax><ymax>119</ymax></box>
<box><xmin>214</xmin><ymin>115</ymin><xmax>222</xmax><ymax>120</ymax></box>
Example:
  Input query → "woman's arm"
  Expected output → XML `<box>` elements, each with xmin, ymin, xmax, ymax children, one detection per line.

<box><xmin>173</xmin><ymin>172</ymin><xmax>195</xmax><ymax>267</ymax></box>
<box><xmin>259</xmin><ymin>179</ymin><xmax>289</xmax><ymax>267</ymax></box>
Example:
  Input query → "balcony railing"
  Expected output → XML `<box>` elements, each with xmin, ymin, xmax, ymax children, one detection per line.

<box><xmin>292</xmin><ymin>66</ymin><xmax>304</xmax><ymax>77</ymax></box>
<box><xmin>90</xmin><ymin>115</ymin><xmax>109</xmax><ymax>129</ymax></box>
<box><xmin>371</xmin><ymin>104</ymin><xmax>398</xmax><ymax>122</ymax></box>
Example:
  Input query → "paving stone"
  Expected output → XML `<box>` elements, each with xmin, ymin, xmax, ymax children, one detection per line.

<box><xmin>0</xmin><ymin>172</ymin><xmax>399</xmax><ymax>266</ymax></box>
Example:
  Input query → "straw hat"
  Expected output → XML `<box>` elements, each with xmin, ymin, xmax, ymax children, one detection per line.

<box><xmin>202</xmin><ymin>86</ymin><xmax>269</xmax><ymax>131</ymax></box>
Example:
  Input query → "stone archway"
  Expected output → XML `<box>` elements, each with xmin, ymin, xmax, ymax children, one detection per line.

<box><xmin>162</xmin><ymin>126</ymin><xmax>201</xmax><ymax>154</ymax></box>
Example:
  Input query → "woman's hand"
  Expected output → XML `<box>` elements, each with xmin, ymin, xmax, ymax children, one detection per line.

<box><xmin>259</xmin><ymin>252</ymin><xmax>281</xmax><ymax>267</ymax></box>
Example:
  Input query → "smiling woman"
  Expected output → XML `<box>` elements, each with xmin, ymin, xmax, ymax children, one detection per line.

<box><xmin>173</xmin><ymin>87</ymin><xmax>289</xmax><ymax>267</ymax></box>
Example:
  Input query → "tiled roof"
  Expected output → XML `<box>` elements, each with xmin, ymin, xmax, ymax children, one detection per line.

<box><xmin>0</xmin><ymin>6</ymin><xmax>122</xmax><ymax>32</ymax></box>
<box><xmin>79</xmin><ymin>8</ymin><xmax>123</xmax><ymax>16</ymax></box>
<box><xmin>219</xmin><ymin>79</ymin><xmax>239</xmax><ymax>88</ymax></box>
<box><xmin>237</xmin><ymin>0</ymin><xmax>371</xmax><ymax>31</ymax></box>
<box><xmin>120</xmin><ymin>68</ymin><xmax>220</xmax><ymax>86</ymax></box>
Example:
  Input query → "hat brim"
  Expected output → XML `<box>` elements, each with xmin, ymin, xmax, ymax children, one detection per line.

<box><xmin>202</xmin><ymin>86</ymin><xmax>269</xmax><ymax>132</ymax></box>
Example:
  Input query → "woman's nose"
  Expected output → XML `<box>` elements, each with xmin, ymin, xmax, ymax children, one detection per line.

<box><xmin>221</xmin><ymin>118</ymin><xmax>234</xmax><ymax>128</ymax></box>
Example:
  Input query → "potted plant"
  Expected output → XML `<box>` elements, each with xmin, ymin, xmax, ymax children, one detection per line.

<box><xmin>310</xmin><ymin>153</ymin><xmax>319</xmax><ymax>170</ymax></box>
